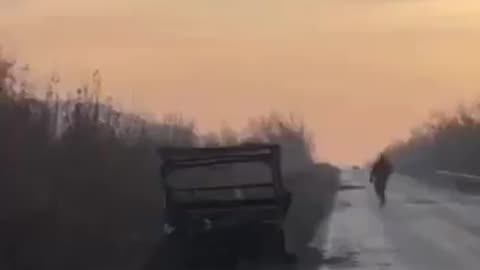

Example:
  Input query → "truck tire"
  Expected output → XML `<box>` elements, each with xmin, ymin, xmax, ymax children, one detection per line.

<box><xmin>258</xmin><ymin>225</ymin><xmax>296</xmax><ymax>263</ymax></box>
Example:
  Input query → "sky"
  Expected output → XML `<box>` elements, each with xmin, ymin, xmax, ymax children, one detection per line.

<box><xmin>1</xmin><ymin>0</ymin><xmax>480</xmax><ymax>165</ymax></box>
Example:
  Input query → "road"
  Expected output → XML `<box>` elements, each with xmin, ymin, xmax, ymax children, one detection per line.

<box><xmin>312</xmin><ymin>170</ymin><xmax>480</xmax><ymax>270</ymax></box>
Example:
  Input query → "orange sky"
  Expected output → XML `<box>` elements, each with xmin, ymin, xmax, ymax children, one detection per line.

<box><xmin>1</xmin><ymin>0</ymin><xmax>480</xmax><ymax>165</ymax></box>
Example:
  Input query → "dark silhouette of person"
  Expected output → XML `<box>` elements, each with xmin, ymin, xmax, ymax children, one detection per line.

<box><xmin>370</xmin><ymin>153</ymin><xmax>393</xmax><ymax>207</ymax></box>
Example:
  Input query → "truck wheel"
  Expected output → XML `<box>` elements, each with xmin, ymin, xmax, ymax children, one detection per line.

<box><xmin>275</xmin><ymin>229</ymin><xmax>297</xmax><ymax>263</ymax></box>
<box><xmin>143</xmin><ymin>238</ymin><xmax>185</xmax><ymax>270</ymax></box>
<box><xmin>239</xmin><ymin>232</ymin><xmax>262</xmax><ymax>261</ymax></box>
<box><xmin>260</xmin><ymin>226</ymin><xmax>295</xmax><ymax>263</ymax></box>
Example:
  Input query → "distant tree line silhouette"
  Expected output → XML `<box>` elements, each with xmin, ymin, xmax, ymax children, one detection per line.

<box><xmin>385</xmin><ymin>102</ymin><xmax>480</xmax><ymax>178</ymax></box>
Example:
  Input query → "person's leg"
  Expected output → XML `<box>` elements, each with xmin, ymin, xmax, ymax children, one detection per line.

<box><xmin>374</xmin><ymin>179</ymin><xmax>386</xmax><ymax>207</ymax></box>
<box><xmin>383</xmin><ymin>176</ymin><xmax>390</xmax><ymax>204</ymax></box>
<box><xmin>374</xmin><ymin>180</ymin><xmax>382</xmax><ymax>205</ymax></box>
<box><xmin>379</xmin><ymin>179</ymin><xmax>387</xmax><ymax>206</ymax></box>
<box><xmin>379</xmin><ymin>188</ymin><xmax>386</xmax><ymax>207</ymax></box>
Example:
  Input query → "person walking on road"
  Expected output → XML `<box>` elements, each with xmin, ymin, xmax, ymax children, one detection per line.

<box><xmin>370</xmin><ymin>153</ymin><xmax>394</xmax><ymax>207</ymax></box>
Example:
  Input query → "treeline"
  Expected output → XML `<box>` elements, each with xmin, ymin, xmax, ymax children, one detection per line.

<box><xmin>385</xmin><ymin>102</ymin><xmax>480</xmax><ymax>178</ymax></box>
<box><xmin>0</xmin><ymin>57</ymin><xmax>331</xmax><ymax>269</ymax></box>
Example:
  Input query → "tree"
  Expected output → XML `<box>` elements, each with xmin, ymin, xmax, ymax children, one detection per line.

<box><xmin>219</xmin><ymin>124</ymin><xmax>239</xmax><ymax>145</ymax></box>
<box><xmin>202</xmin><ymin>132</ymin><xmax>220</xmax><ymax>147</ymax></box>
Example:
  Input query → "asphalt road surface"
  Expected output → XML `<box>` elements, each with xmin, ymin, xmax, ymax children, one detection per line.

<box><xmin>314</xmin><ymin>169</ymin><xmax>480</xmax><ymax>270</ymax></box>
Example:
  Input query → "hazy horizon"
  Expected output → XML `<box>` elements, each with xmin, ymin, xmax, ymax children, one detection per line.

<box><xmin>2</xmin><ymin>0</ymin><xmax>480</xmax><ymax>165</ymax></box>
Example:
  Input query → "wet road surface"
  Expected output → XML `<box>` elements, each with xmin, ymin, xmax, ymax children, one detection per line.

<box><xmin>314</xmin><ymin>170</ymin><xmax>480</xmax><ymax>270</ymax></box>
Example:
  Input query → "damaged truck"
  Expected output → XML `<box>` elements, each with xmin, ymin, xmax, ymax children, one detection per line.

<box><xmin>157</xmin><ymin>143</ymin><xmax>295</xmax><ymax>268</ymax></box>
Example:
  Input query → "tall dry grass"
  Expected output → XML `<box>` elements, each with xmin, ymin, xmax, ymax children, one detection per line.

<box><xmin>0</xmin><ymin>58</ymin><xmax>196</xmax><ymax>270</ymax></box>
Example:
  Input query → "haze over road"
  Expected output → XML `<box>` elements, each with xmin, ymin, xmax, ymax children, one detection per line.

<box><xmin>314</xmin><ymin>170</ymin><xmax>480</xmax><ymax>270</ymax></box>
